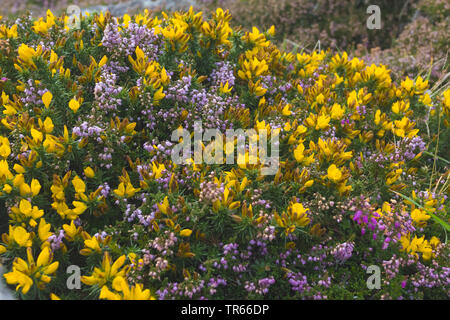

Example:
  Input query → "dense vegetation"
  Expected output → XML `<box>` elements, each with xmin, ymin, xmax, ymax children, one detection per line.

<box><xmin>0</xmin><ymin>7</ymin><xmax>448</xmax><ymax>300</ymax></box>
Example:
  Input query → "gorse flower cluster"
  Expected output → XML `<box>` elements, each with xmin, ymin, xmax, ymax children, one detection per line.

<box><xmin>0</xmin><ymin>8</ymin><xmax>448</xmax><ymax>300</ymax></box>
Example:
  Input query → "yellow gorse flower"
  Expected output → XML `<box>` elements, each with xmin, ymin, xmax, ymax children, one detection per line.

<box><xmin>274</xmin><ymin>201</ymin><xmax>310</xmax><ymax>235</ymax></box>
<box><xmin>81</xmin><ymin>252</ymin><xmax>128</xmax><ymax>287</ymax></box>
<box><xmin>393</xmin><ymin>117</ymin><xmax>419</xmax><ymax>138</ymax></box>
<box><xmin>113</xmin><ymin>182</ymin><xmax>140</xmax><ymax>198</ymax></box>
<box><xmin>158</xmin><ymin>20</ymin><xmax>190</xmax><ymax>53</ymax></box>
<box><xmin>391</xmin><ymin>100</ymin><xmax>410</xmax><ymax>114</ymax></box>
<box><xmin>212</xmin><ymin>186</ymin><xmax>241</xmax><ymax>212</ymax></box>
<box><xmin>10</xmin><ymin>199</ymin><xmax>44</xmax><ymax>227</ymax></box>
<box><xmin>327</xmin><ymin>164</ymin><xmax>343</xmax><ymax>183</ymax></box>
<box><xmin>4</xmin><ymin>225</ymin><xmax>33</xmax><ymax>247</ymax></box>
<box><xmin>37</xmin><ymin>217</ymin><xmax>51</xmax><ymax>239</ymax></box>
<box><xmin>72</xmin><ymin>175</ymin><xmax>86</xmax><ymax>194</ymax></box>
<box><xmin>442</xmin><ymin>89</ymin><xmax>450</xmax><ymax>125</ymax></box>
<box><xmin>241</xmin><ymin>26</ymin><xmax>270</xmax><ymax>48</ymax></box>
<box><xmin>3</xmin><ymin>247</ymin><xmax>59</xmax><ymax>294</ymax></box>
<box><xmin>238</xmin><ymin>56</ymin><xmax>268</xmax><ymax>82</ymax></box>
<box><xmin>304</xmin><ymin>113</ymin><xmax>330</xmax><ymax>131</ymax></box>
<box><xmin>219</xmin><ymin>81</ymin><xmax>233</xmax><ymax>94</ymax></box>
<box><xmin>80</xmin><ymin>235</ymin><xmax>102</xmax><ymax>256</ymax></box>
<box><xmin>32</xmin><ymin>10</ymin><xmax>56</xmax><ymax>35</ymax></box>
<box><xmin>84</xmin><ymin>167</ymin><xmax>95</xmax><ymax>178</ymax></box>
<box><xmin>410</xmin><ymin>208</ymin><xmax>431</xmax><ymax>228</ymax></box>
<box><xmin>100</xmin><ymin>276</ymin><xmax>155</xmax><ymax>300</ymax></box>
<box><xmin>69</xmin><ymin>99</ymin><xmax>80</xmax><ymax>113</ymax></box>
<box><xmin>0</xmin><ymin>24</ymin><xmax>18</xmax><ymax>38</ymax></box>
<box><xmin>201</xmin><ymin>8</ymin><xmax>232</xmax><ymax>47</ymax></box>
<box><xmin>42</xmin><ymin>91</ymin><xmax>53</xmax><ymax>108</ymax></box>
<box><xmin>62</xmin><ymin>220</ymin><xmax>82</xmax><ymax>241</ymax></box>
<box><xmin>0</xmin><ymin>159</ymin><xmax>14</xmax><ymax>181</ymax></box>
<box><xmin>0</xmin><ymin>136</ymin><xmax>11</xmax><ymax>158</ymax></box>
<box><xmin>16</xmin><ymin>44</ymin><xmax>43</xmax><ymax>70</ymax></box>
<box><xmin>400</xmin><ymin>234</ymin><xmax>439</xmax><ymax>261</ymax></box>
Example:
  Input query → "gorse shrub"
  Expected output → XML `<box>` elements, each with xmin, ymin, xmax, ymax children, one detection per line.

<box><xmin>202</xmin><ymin>0</ymin><xmax>449</xmax><ymax>82</ymax></box>
<box><xmin>0</xmin><ymin>1</ymin><xmax>118</xmax><ymax>17</ymax></box>
<box><xmin>0</xmin><ymin>8</ymin><xmax>448</xmax><ymax>300</ymax></box>
<box><xmin>200</xmin><ymin>0</ymin><xmax>418</xmax><ymax>50</ymax></box>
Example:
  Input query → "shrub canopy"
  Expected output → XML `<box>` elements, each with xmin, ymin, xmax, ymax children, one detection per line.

<box><xmin>0</xmin><ymin>8</ymin><xmax>449</xmax><ymax>300</ymax></box>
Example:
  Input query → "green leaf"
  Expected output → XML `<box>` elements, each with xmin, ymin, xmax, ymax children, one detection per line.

<box><xmin>423</xmin><ymin>151</ymin><xmax>450</xmax><ymax>165</ymax></box>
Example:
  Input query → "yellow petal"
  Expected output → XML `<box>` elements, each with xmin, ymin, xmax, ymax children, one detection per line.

<box><xmin>42</xmin><ymin>91</ymin><xmax>53</xmax><ymax>108</ymax></box>
<box><xmin>111</xmin><ymin>255</ymin><xmax>126</xmax><ymax>276</ymax></box>
<box><xmin>31</xmin><ymin>179</ymin><xmax>41</xmax><ymax>196</ymax></box>
<box><xmin>69</xmin><ymin>99</ymin><xmax>80</xmax><ymax>113</ymax></box>
<box><xmin>43</xmin><ymin>117</ymin><xmax>54</xmax><ymax>133</ymax></box>
<box><xmin>84</xmin><ymin>167</ymin><xmax>95</xmax><ymax>178</ymax></box>
<box><xmin>179</xmin><ymin>229</ymin><xmax>192</xmax><ymax>237</ymax></box>
<box><xmin>50</xmin><ymin>293</ymin><xmax>61</xmax><ymax>300</ymax></box>
<box><xmin>36</xmin><ymin>247</ymin><xmax>51</xmax><ymax>267</ymax></box>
